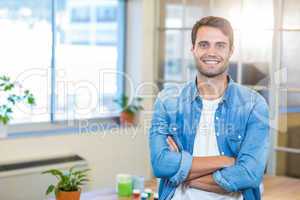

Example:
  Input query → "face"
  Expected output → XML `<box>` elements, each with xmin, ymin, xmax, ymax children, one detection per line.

<box><xmin>192</xmin><ymin>26</ymin><xmax>233</xmax><ymax>78</ymax></box>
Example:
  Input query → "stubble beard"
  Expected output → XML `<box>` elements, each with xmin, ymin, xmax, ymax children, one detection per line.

<box><xmin>196</xmin><ymin>59</ymin><xmax>229</xmax><ymax>78</ymax></box>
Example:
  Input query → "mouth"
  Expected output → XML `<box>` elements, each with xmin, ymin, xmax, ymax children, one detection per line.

<box><xmin>201</xmin><ymin>58</ymin><xmax>221</xmax><ymax>65</ymax></box>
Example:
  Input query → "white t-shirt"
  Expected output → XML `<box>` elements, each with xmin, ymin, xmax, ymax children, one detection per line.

<box><xmin>172</xmin><ymin>97</ymin><xmax>243</xmax><ymax>200</ymax></box>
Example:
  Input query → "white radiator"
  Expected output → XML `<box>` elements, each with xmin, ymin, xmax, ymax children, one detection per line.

<box><xmin>0</xmin><ymin>154</ymin><xmax>88</xmax><ymax>200</ymax></box>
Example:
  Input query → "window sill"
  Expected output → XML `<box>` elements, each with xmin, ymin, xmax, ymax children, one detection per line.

<box><xmin>5</xmin><ymin>114</ymin><xmax>124</xmax><ymax>139</ymax></box>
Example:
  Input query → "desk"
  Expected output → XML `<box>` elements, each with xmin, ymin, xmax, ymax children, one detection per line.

<box><xmin>263</xmin><ymin>176</ymin><xmax>300</xmax><ymax>200</ymax></box>
<box><xmin>49</xmin><ymin>179</ymin><xmax>157</xmax><ymax>200</ymax></box>
<box><xmin>50</xmin><ymin>176</ymin><xmax>300</xmax><ymax>200</ymax></box>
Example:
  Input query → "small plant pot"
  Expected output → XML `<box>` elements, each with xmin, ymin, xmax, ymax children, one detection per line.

<box><xmin>56</xmin><ymin>190</ymin><xmax>81</xmax><ymax>200</ymax></box>
<box><xmin>120</xmin><ymin>112</ymin><xmax>135</xmax><ymax>125</ymax></box>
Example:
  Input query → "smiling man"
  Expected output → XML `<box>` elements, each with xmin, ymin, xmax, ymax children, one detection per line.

<box><xmin>149</xmin><ymin>16</ymin><xmax>269</xmax><ymax>200</ymax></box>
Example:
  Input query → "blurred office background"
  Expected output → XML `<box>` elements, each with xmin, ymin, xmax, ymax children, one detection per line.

<box><xmin>0</xmin><ymin>0</ymin><xmax>299</xmax><ymax>199</ymax></box>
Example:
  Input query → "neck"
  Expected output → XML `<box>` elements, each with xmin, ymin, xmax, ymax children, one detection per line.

<box><xmin>196</xmin><ymin>72</ymin><xmax>228</xmax><ymax>100</ymax></box>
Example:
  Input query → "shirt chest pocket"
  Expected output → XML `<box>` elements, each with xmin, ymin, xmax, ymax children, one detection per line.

<box><xmin>226</xmin><ymin>129</ymin><xmax>245</xmax><ymax>156</ymax></box>
<box><xmin>225</xmin><ymin>108</ymin><xmax>247</xmax><ymax>156</ymax></box>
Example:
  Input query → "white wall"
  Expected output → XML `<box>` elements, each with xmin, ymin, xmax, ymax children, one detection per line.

<box><xmin>0</xmin><ymin>0</ymin><xmax>158</xmax><ymax>196</ymax></box>
<box><xmin>0</xmin><ymin>127</ymin><xmax>150</xmax><ymax>189</ymax></box>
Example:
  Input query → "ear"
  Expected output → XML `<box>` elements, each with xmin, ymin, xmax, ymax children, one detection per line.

<box><xmin>191</xmin><ymin>45</ymin><xmax>195</xmax><ymax>53</ymax></box>
<box><xmin>229</xmin><ymin>45</ymin><xmax>234</xmax><ymax>57</ymax></box>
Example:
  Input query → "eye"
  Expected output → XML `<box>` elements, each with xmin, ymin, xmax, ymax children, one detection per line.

<box><xmin>216</xmin><ymin>43</ymin><xmax>226</xmax><ymax>49</ymax></box>
<box><xmin>198</xmin><ymin>42</ymin><xmax>209</xmax><ymax>49</ymax></box>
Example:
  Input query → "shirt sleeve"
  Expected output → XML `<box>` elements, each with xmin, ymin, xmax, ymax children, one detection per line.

<box><xmin>149</xmin><ymin>96</ymin><xmax>193</xmax><ymax>186</ymax></box>
<box><xmin>213</xmin><ymin>96</ymin><xmax>270</xmax><ymax>192</ymax></box>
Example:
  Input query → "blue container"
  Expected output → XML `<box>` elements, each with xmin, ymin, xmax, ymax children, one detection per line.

<box><xmin>141</xmin><ymin>192</ymin><xmax>148</xmax><ymax>200</ymax></box>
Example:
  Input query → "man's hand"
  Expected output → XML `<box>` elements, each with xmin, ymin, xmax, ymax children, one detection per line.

<box><xmin>167</xmin><ymin>136</ymin><xmax>179</xmax><ymax>152</ymax></box>
<box><xmin>223</xmin><ymin>156</ymin><xmax>235</xmax><ymax>167</ymax></box>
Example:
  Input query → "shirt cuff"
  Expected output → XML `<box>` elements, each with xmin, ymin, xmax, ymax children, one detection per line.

<box><xmin>213</xmin><ymin>170</ymin><xmax>237</xmax><ymax>192</ymax></box>
<box><xmin>169</xmin><ymin>150</ymin><xmax>192</xmax><ymax>186</ymax></box>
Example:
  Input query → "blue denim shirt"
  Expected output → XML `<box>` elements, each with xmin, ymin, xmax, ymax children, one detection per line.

<box><xmin>149</xmin><ymin>77</ymin><xmax>269</xmax><ymax>200</ymax></box>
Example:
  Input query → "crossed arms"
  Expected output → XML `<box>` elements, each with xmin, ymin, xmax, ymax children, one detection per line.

<box><xmin>167</xmin><ymin>136</ymin><xmax>234</xmax><ymax>194</ymax></box>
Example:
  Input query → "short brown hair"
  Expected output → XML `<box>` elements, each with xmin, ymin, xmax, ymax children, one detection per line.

<box><xmin>191</xmin><ymin>16</ymin><xmax>234</xmax><ymax>50</ymax></box>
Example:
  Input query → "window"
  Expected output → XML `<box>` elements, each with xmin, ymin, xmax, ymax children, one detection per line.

<box><xmin>0</xmin><ymin>0</ymin><xmax>52</xmax><ymax>123</ymax></box>
<box><xmin>71</xmin><ymin>6</ymin><xmax>91</xmax><ymax>23</ymax></box>
<box><xmin>276</xmin><ymin>0</ymin><xmax>300</xmax><ymax>178</ymax></box>
<box><xmin>0</xmin><ymin>0</ymin><xmax>125</xmax><ymax>126</ymax></box>
<box><xmin>282</xmin><ymin>0</ymin><xmax>300</xmax><ymax>107</ymax></box>
<box><xmin>158</xmin><ymin>0</ymin><xmax>272</xmax><ymax>91</ymax></box>
<box><xmin>96</xmin><ymin>6</ymin><xmax>117</xmax><ymax>22</ymax></box>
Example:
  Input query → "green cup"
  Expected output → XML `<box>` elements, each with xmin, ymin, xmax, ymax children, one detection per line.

<box><xmin>117</xmin><ymin>174</ymin><xmax>133</xmax><ymax>197</ymax></box>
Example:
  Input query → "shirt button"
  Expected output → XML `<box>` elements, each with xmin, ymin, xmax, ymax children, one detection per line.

<box><xmin>216</xmin><ymin>116</ymin><xmax>219</xmax><ymax>120</ymax></box>
<box><xmin>238</xmin><ymin>135</ymin><xmax>241</xmax><ymax>139</ymax></box>
<box><xmin>172</xmin><ymin>127</ymin><xmax>177</xmax><ymax>131</ymax></box>
<box><xmin>216</xmin><ymin>132</ymin><xmax>219</xmax><ymax>136</ymax></box>
<box><xmin>221</xmin><ymin>152</ymin><xmax>225</xmax><ymax>155</ymax></box>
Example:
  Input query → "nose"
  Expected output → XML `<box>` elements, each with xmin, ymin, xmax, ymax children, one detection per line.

<box><xmin>206</xmin><ymin>46</ymin><xmax>217</xmax><ymax>55</ymax></box>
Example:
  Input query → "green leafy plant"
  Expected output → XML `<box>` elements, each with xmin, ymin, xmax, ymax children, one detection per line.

<box><xmin>114</xmin><ymin>94</ymin><xmax>143</xmax><ymax>115</ymax></box>
<box><xmin>0</xmin><ymin>75</ymin><xmax>35</xmax><ymax>125</ymax></box>
<box><xmin>42</xmin><ymin>166</ymin><xmax>90</xmax><ymax>196</ymax></box>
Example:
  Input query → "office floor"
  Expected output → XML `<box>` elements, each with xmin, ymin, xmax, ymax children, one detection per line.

<box><xmin>264</xmin><ymin>176</ymin><xmax>300</xmax><ymax>200</ymax></box>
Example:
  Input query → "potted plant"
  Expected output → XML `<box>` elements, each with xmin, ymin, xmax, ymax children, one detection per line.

<box><xmin>114</xmin><ymin>94</ymin><xmax>143</xmax><ymax>125</ymax></box>
<box><xmin>0</xmin><ymin>75</ymin><xmax>35</xmax><ymax>138</ymax></box>
<box><xmin>42</xmin><ymin>166</ymin><xmax>90</xmax><ymax>200</ymax></box>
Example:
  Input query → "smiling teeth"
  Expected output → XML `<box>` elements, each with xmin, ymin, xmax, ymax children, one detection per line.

<box><xmin>203</xmin><ymin>60</ymin><xmax>219</xmax><ymax>64</ymax></box>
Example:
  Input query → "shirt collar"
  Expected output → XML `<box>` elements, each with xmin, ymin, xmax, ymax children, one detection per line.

<box><xmin>190</xmin><ymin>75</ymin><xmax>234</xmax><ymax>105</ymax></box>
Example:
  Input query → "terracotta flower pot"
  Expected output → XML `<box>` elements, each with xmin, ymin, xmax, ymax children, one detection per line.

<box><xmin>56</xmin><ymin>190</ymin><xmax>81</xmax><ymax>200</ymax></box>
<box><xmin>120</xmin><ymin>112</ymin><xmax>135</xmax><ymax>125</ymax></box>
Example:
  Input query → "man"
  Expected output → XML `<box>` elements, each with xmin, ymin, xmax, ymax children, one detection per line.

<box><xmin>149</xmin><ymin>16</ymin><xmax>269</xmax><ymax>200</ymax></box>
